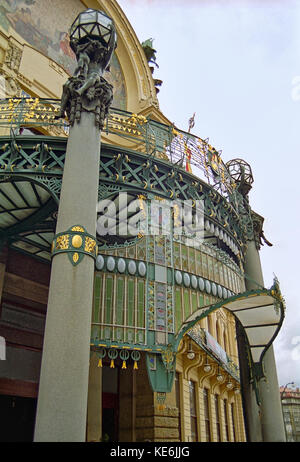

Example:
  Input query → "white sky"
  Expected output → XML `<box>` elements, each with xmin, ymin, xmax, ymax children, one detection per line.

<box><xmin>118</xmin><ymin>0</ymin><xmax>300</xmax><ymax>389</ymax></box>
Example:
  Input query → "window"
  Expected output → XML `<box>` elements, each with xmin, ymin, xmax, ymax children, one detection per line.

<box><xmin>189</xmin><ymin>380</ymin><xmax>198</xmax><ymax>442</ymax></box>
<box><xmin>175</xmin><ymin>372</ymin><xmax>182</xmax><ymax>441</ymax></box>
<box><xmin>207</xmin><ymin>315</ymin><xmax>213</xmax><ymax>335</ymax></box>
<box><xmin>214</xmin><ymin>395</ymin><xmax>221</xmax><ymax>441</ymax></box>
<box><xmin>231</xmin><ymin>403</ymin><xmax>236</xmax><ymax>441</ymax></box>
<box><xmin>203</xmin><ymin>387</ymin><xmax>211</xmax><ymax>442</ymax></box>
<box><xmin>223</xmin><ymin>399</ymin><xmax>230</xmax><ymax>441</ymax></box>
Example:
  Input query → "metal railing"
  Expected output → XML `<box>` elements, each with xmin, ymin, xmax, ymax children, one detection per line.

<box><xmin>0</xmin><ymin>97</ymin><xmax>237</xmax><ymax>200</ymax></box>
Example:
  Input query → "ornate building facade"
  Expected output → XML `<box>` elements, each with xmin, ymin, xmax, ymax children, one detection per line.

<box><xmin>280</xmin><ymin>386</ymin><xmax>300</xmax><ymax>442</ymax></box>
<box><xmin>0</xmin><ymin>0</ymin><xmax>285</xmax><ymax>442</ymax></box>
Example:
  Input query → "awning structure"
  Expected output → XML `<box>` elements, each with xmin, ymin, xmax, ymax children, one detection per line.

<box><xmin>174</xmin><ymin>277</ymin><xmax>285</xmax><ymax>374</ymax></box>
<box><xmin>0</xmin><ymin>178</ymin><xmax>57</xmax><ymax>261</ymax></box>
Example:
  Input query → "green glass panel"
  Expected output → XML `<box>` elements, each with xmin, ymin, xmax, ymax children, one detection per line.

<box><xmin>213</xmin><ymin>257</ymin><xmax>220</xmax><ymax>284</ymax></box>
<box><xmin>192</xmin><ymin>292</ymin><xmax>197</xmax><ymax>313</ymax></box>
<box><xmin>127</xmin><ymin>245</ymin><xmax>136</xmax><ymax>259</ymax></box>
<box><xmin>93</xmin><ymin>273</ymin><xmax>102</xmax><ymax>323</ymax></box>
<box><xmin>195</xmin><ymin>249</ymin><xmax>201</xmax><ymax>274</ymax></box>
<box><xmin>184</xmin><ymin>289</ymin><xmax>190</xmax><ymax>320</ymax></box>
<box><xmin>137</xmin><ymin>279</ymin><xmax>145</xmax><ymax>328</ymax></box>
<box><xmin>207</xmin><ymin>255</ymin><xmax>214</xmax><ymax>281</ymax></box>
<box><xmin>181</xmin><ymin>245</ymin><xmax>188</xmax><ymax>271</ymax></box>
<box><xmin>224</xmin><ymin>266</ymin><xmax>230</xmax><ymax>290</ymax></box>
<box><xmin>218</xmin><ymin>261</ymin><xmax>224</xmax><ymax>285</ymax></box>
<box><xmin>175</xmin><ymin>287</ymin><xmax>182</xmax><ymax>333</ymax></box>
<box><xmin>233</xmin><ymin>272</ymin><xmax>238</xmax><ymax>293</ymax></box>
<box><xmin>127</xmin><ymin>278</ymin><xmax>135</xmax><ymax>327</ymax></box>
<box><xmin>105</xmin><ymin>276</ymin><xmax>114</xmax><ymax>325</ymax></box>
<box><xmin>189</xmin><ymin>247</ymin><xmax>195</xmax><ymax>273</ymax></box>
<box><xmin>202</xmin><ymin>253</ymin><xmax>208</xmax><ymax>278</ymax></box>
<box><xmin>91</xmin><ymin>325</ymin><xmax>100</xmax><ymax>339</ymax></box>
<box><xmin>198</xmin><ymin>293</ymin><xmax>204</xmax><ymax>308</ymax></box>
<box><xmin>116</xmin><ymin>277</ymin><xmax>125</xmax><ymax>326</ymax></box>
<box><xmin>137</xmin><ymin>330</ymin><xmax>145</xmax><ymax>344</ymax></box>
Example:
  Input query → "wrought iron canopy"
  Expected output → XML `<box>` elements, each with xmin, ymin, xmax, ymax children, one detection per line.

<box><xmin>175</xmin><ymin>279</ymin><xmax>285</xmax><ymax>372</ymax></box>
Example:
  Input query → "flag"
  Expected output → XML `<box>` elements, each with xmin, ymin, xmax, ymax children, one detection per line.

<box><xmin>188</xmin><ymin>112</ymin><xmax>195</xmax><ymax>132</ymax></box>
<box><xmin>184</xmin><ymin>142</ymin><xmax>192</xmax><ymax>173</ymax></box>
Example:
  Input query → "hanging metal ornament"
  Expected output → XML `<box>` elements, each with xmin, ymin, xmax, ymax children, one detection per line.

<box><xmin>131</xmin><ymin>350</ymin><xmax>141</xmax><ymax>370</ymax></box>
<box><xmin>97</xmin><ymin>347</ymin><xmax>106</xmax><ymax>368</ymax></box>
<box><xmin>119</xmin><ymin>349</ymin><xmax>130</xmax><ymax>369</ymax></box>
<box><xmin>108</xmin><ymin>348</ymin><xmax>118</xmax><ymax>368</ymax></box>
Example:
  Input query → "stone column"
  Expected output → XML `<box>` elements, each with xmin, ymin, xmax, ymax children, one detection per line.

<box><xmin>244</xmin><ymin>240</ymin><xmax>286</xmax><ymax>442</ymax></box>
<box><xmin>34</xmin><ymin>112</ymin><xmax>101</xmax><ymax>442</ymax></box>
<box><xmin>86</xmin><ymin>353</ymin><xmax>102</xmax><ymax>442</ymax></box>
<box><xmin>34</xmin><ymin>11</ymin><xmax>116</xmax><ymax>440</ymax></box>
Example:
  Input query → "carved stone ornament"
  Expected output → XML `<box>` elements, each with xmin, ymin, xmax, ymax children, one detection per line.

<box><xmin>57</xmin><ymin>36</ymin><xmax>114</xmax><ymax>129</ymax></box>
<box><xmin>4</xmin><ymin>43</ymin><xmax>22</xmax><ymax>72</ymax></box>
<box><xmin>251</xmin><ymin>210</ymin><xmax>273</xmax><ymax>250</ymax></box>
<box><xmin>0</xmin><ymin>72</ymin><xmax>22</xmax><ymax>98</ymax></box>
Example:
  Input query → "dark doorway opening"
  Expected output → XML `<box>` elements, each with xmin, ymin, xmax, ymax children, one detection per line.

<box><xmin>0</xmin><ymin>394</ymin><xmax>37</xmax><ymax>442</ymax></box>
<box><xmin>102</xmin><ymin>366</ymin><xmax>119</xmax><ymax>442</ymax></box>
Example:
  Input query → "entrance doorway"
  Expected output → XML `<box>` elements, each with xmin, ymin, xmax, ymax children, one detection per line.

<box><xmin>102</xmin><ymin>366</ymin><xmax>119</xmax><ymax>442</ymax></box>
<box><xmin>0</xmin><ymin>394</ymin><xmax>37</xmax><ymax>442</ymax></box>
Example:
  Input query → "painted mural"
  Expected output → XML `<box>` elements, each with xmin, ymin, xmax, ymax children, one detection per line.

<box><xmin>0</xmin><ymin>0</ymin><xmax>126</xmax><ymax>109</ymax></box>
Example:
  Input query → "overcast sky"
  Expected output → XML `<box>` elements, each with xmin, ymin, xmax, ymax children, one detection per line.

<box><xmin>118</xmin><ymin>0</ymin><xmax>300</xmax><ymax>389</ymax></box>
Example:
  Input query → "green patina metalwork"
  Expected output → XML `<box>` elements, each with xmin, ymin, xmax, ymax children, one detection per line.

<box><xmin>0</xmin><ymin>137</ymin><xmax>245</xmax><ymax>246</ymax></box>
<box><xmin>52</xmin><ymin>225</ymin><xmax>97</xmax><ymax>266</ymax></box>
<box><xmin>0</xmin><ymin>99</ymin><xmax>285</xmax><ymax>397</ymax></box>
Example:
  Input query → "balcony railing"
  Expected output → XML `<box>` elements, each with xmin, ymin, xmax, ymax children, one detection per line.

<box><xmin>188</xmin><ymin>325</ymin><xmax>240</xmax><ymax>382</ymax></box>
<box><xmin>0</xmin><ymin>97</ymin><xmax>238</xmax><ymax>202</ymax></box>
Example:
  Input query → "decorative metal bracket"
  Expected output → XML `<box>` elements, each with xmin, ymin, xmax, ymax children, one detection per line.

<box><xmin>51</xmin><ymin>225</ymin><xmax>97</xmax><ymax>266</ymax></box>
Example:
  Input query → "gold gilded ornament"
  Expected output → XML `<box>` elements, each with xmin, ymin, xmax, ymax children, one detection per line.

<box><xmin>71</xmin><ymin>226</ymin><xmax>84</xmax><ymax>232</ymax></box>
<box><xmin>56</xmin><ymin>234</ymin><xmax>69</xmax><ymax>250</ymax></box>
<box><xmin>72</xmin><ymin>234</ymin><xmax>82</xmax><ymax>248</ymax></box>
<box><xmin>84</xmin><ymin>237</ymin><xmax>96</xmax><ymax>253</ymax></box>
<box><xmin>73</xmin><ymin>252</ymin><xmax>79</xmax><ymax>263</ymax></box>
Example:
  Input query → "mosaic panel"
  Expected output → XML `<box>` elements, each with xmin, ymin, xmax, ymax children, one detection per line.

<box><xmin>0</xmin><ymin>0</ymin><xmax>126</xmax><ymax>109</ymax></box>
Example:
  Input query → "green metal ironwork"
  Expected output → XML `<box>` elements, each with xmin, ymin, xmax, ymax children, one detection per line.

<box><xmin>52</xmin><ymin>225</ymin><xmax>97</xmax><ymax>266</ymax></box>
<box><xmin>0</xmin><ymin>135</ymin><xmax>246</xmax><ymax>261</ymax></box>
<box><xmin>0</xmin><ymin>98</ymin><xmax>284</xmax><ymax>398</ymax></box>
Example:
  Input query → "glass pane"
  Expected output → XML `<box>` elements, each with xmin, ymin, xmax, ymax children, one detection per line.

<box><xmin>190</xmin><ymin>417</ymin><xmax>198</xmax><ymax>442</ymax></box>
<box><xmin>80</xmin><ymin>11</ymin><xmax>96</xmax><ymax>25</ymax></box>
<box><xmin>189</xmin><ymin>381</ymin><xmax>196</xmax><ymax>415</ymax></box>
<box><xmin>82</xmin><ymin>24</ymin><xmax>95</xmax><ymax>35</ymax></box>
<box><xmin>100</xmin><ymin>25</ymin><xmax>110</xmax><ymax>37</ymax></box>
<box><xmin>97</xmin><ymin>13</ymin><xmax>113</xmax><ymax>29</ymax></box>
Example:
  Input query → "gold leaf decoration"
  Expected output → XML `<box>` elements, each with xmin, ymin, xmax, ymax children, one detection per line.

<box><xmin>71</xmin><ymin>226</ymin><xmax>84</xmax><ymax>232</ymax></box>
<box><xmin>56</xmin><ymin>234</ymin><xmax>69</xmax><ymax>250</ymax></box>
<box><xmin>85</xmin><ymin>237</ymin><xmax>96</xmax><ymax>253</ymax></box>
